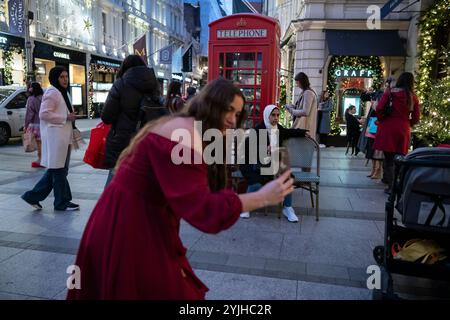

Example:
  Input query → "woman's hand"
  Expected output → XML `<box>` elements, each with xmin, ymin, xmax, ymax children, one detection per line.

<box><xmin>257</xmin><ymin>170</ymin><xmax>294</xmax><ymax>206</ymax></box>
<box><xmin>285</xmin><ymin>105</ymin><xmax>294</xmax><ymax>114</ymax></box>
<box><xmin>67</xmin><ymin>113</ymin><xmax>77</xmax><ymax>122</ymax></box>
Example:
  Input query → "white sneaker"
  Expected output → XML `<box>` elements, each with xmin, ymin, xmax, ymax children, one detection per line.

<box><xmin>240</xmin><ymin>211</ymin><xmax>250</xmax><ymax>219</ymax></box>
<box><xmin>282</xmin><ymin>207</ymin><xmax>299</xmax><ymax>223</ymax></box>
<box><xmin>319</xmin><ymin>144</ymin><xmax>326</xmax><ymax>148</ymax></box>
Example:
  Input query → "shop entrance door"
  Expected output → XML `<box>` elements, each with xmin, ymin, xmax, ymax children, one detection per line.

<box><xmin>217</xmin><ymin>47</ymin><xmax>268</xmax><ymax>128</ymax></box>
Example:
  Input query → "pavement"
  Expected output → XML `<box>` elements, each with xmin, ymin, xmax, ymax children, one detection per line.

<box><xmin>0</xmin><ymin>119</ymin><xmax>449</xmax><ymax>300</ymax></box>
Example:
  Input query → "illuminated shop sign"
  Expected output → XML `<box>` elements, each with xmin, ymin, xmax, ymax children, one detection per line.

<box><xmin>95</xmin><ymin>60</ymin><xmax>121</xmax><ymax>68</ymax></box>
<box><xmin>217</xmin><ymin>29</ymin><xmax>267</xmax><ymax>38</ymax></box>
<box><xmin>53</xmin><ymin>51</ymin><xmax>70</xmax><ymax>60</ymax></box>
<box><xmin>334</xmin><ymin>69</ymin><xmax>373</xmax><ymax>78</ymax></box>
<box><xmin>172</xmin><ymin>73</ymin><xmax>183</xmax><ymax>81</ymax></box>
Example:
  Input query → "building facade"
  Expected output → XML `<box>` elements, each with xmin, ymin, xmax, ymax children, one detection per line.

<box><xmin>0</xmin><ymin>0</ymin><xmax>186</xmax><ymax>118</ymax></box>
<box><xmin>264</xmin><ymin>0</ymin><xmax>435</xmax><ymax>125</ymax></box>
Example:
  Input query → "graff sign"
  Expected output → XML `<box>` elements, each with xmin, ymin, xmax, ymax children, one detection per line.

<box><xmin>334</xmin><ymin>69</ymin><xmax>374</xmax><ymax>78</ymax></box>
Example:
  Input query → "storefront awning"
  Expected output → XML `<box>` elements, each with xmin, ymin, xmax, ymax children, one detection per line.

<box><xmin>325</xmin><ymin>29</ymin><xmax>406</xmax><ymax>56</ymax></box>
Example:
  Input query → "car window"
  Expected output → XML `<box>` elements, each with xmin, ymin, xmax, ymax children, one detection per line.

<box><xmin>6</xmin><ymin>93</ymin><xmax>28</xmax><ymax>109</ymax></box>
<box><xmin>0</xmin><ymin>89</ymin><xmax>17</xmax><ymax>104</ymax></box>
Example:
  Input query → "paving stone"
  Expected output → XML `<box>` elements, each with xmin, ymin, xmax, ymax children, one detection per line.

<box><xmin>296</xmin><ymin>281</ymin><xmax>372</xmax><ymax>300</ymax></box>
<box><xmin>0</xmin><ymin>246</ymin><xmax>23</xmax><ymax>263</ymax></box>
<box><xmin>0</xmin><ymin>232</ymin><xmax>39</xmax><ymax>243</ymax></box>
<box><xmin>196</xmin><ymin>270</ymin><xmax>298</xmax><ymax>300</ymax></box>
<box><xmin>0</xmin><ymin>249</ymin><xmax>76</xmax><ymax>299</ymax></box>
<box><xmin>306</xmin><ymin>263</ymin><xmax>349</xmax><ymax>280</ymax></box>
<box><xmin>264</xmin><ymin>258</ymin><xmax>306</xmax><ymax>275</ymax></box>
<box><xmin>226</xmin><ymin>254</ymin><xmax>266</xmax><ymax>270</ymax></box>
<box><xmin>191</xmin><ymin>228</ymin><xmax>283</xmax><ymax>259</ymax></box>
<box><xmin>189</xmin><ymin>250</ymin><xmax>229</xmax><ymax>265</ymax></box>
<box><xmin>26</xmin><ymin>235</ymin><xmax>80</xmax><ymax>250</ymax></box>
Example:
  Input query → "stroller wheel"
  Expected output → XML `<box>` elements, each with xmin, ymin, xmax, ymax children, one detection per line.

<box><xmin>373</xmin><ymin>246</ymin><xmax>384</xmax><ymax>265</ymax></box>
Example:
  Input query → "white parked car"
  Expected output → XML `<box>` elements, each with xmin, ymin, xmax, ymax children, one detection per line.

<box><xmin>0</xmin><ymin>86</ymin><xmax>28</xmax><ymax>146</ymax></box>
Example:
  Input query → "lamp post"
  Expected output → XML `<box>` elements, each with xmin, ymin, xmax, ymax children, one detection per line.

<box><xmin>23</xmin><ymin>0</ymin><xmax>35</xmax><ymax>84</ymax></box>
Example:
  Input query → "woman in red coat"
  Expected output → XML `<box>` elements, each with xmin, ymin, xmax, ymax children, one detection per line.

<box><xmin>373</xmin><ymin>72</ymin><xmax>420</xmax><ymax>194</ymax></box>
<box><xmin>66</xmin><ymin>79</ymin><xmax>294</xmax><ymax>300</ymax></box>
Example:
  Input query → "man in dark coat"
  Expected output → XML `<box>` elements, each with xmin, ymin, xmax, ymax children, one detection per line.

<box><xmin>101</xmin><ymin>55</ymin><xmax>160</xmax><ymax>186</ymax></box>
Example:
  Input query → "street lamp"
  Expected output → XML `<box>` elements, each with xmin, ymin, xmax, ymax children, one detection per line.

<box><xmin>23</xmin><ymin>0</ymin><xmax>35</xmax><ymax>84</ymax></box>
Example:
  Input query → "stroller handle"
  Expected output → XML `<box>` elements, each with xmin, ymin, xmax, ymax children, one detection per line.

<box><xmin>394</xmin><ymin>155</ymin><xmax>450</xmax><ymax>169</ymax></box>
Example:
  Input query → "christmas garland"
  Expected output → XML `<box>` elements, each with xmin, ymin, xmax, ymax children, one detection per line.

<box><xmin>414</xmin><ymin>0</ymin><xmax>450</xmax><ymax>145</ymax></box>
<box><xmin>326</xmin><ymin>56</ymin><xmax>383</xmax><ymax>135</ymax></box>
<box><xmin>415</xmin><ymin>0</ymin><xmax>450</xmax><ymax>103</ymax></box>
<box><xmin>87</xmin><ymin>63</ymin><xmax>119</xmax><ymax>118</ymax></box>
<box><xmin>2</xmin><ymin>46</ymin><xmax>24</xmax><ymax>85</ymax></box>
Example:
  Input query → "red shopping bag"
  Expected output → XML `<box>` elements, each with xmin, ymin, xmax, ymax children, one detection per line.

<box><xmin>83</xmin><ymin>122</ymin><xmax>111</xmax><ymax>169</ymax></box>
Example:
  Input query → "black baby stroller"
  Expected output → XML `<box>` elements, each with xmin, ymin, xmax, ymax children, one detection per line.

<box><xmin>372</xmin><ymin>147</ymin><xmax>450</xmax><ymax>299</ymax></box>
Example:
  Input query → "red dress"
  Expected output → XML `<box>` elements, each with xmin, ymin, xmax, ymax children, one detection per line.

<box><xmin>67</xmin><ymin>133</ymin><xmax>242</xmax><ymax>300</ymax></box>
<box><xmin>373</xmin><ymin>89</ymin><xmax>420</xmax><ymax>155</ymax></box>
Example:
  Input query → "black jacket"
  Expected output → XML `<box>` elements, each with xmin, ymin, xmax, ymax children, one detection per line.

<box><xmin>102</xmin><ymin>66</ymin><xmax>159</xmax><ymax>168</ymax></box>
<box><xmin>239</xmin><ymin>122</ymin><xmax>307</xmax><ymax>185</ymax></box>
<box><xmin>345</xmin><ymin>112</ymin><xmax>361</xmax><ymax>140</ymax></box>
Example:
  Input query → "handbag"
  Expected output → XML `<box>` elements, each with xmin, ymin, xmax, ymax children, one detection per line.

<box><xmin>72</xmin><ymin>128</ymin><xmax>85</xmax><ymax>150</ymax></box>
<box><xmin>367</xmin><ymin>117</ymin><xmax>378</xmax><ymax>134</ymax></box>
<box><xmin>22</xmin><ymin>128</ymin><xmax>37</xmax><ymax>153</ymax></box>
<box><xmin>83</xmin><ymin>122</ymin><xmax>111</xmax><ymax>169</ymax></box>
<box><xmin>382</xmin><ymin>90</ymin><xmax>394</xmax><ymax>116</ymax></box>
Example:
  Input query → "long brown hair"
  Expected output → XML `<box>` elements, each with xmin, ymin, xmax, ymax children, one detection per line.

<box><xmin>116</xmin><ymin>78</ymin><xmax>246</xmax><ymax>192</ymax></box>
<box><xmin>395</xmin><ymin>72</ymin><xmax>415</xmax><ymax>111</ymax></box>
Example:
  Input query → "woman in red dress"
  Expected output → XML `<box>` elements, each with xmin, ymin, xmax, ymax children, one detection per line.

<box><xmin>373</xmin><ymin>72</ymin><xmax>420</xmax><ymax>194</ymax></box>
<box><xmin>67</xmin><ymin>79</ymin><xmax>294</xmax><ymax>300</ymax></box>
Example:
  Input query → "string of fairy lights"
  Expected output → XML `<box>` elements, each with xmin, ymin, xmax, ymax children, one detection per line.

<box><xmin>326</xmin><ymin>56</ymin><xmax>383</xmax><ymax>136</ymax></box>
<box><xmin>414</xmin><ymin>0</ymin><xmax>450</xmax><ymax>145</ymax></box>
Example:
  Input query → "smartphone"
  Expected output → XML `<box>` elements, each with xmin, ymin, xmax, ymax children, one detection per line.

<box><xmin>273</xmin><ymin>147</ymin><xmax>290</xmax><ymax>177</ymax></box>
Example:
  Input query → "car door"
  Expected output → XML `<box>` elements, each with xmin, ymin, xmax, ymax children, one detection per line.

<box><xmin>5</xmin><ymin>91</ymin><xmax>28</xmax><ymax>137</ymax></box>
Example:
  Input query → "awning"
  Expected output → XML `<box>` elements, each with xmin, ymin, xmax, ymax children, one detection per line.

<box><xmin>325</xmin><ymin>29</ymin><xmax>406</xmax><ymax>56</ymax></box>
<box><xmin>280</xmin><ymin>33</ymin><xmax>293</xmax><ymax>49</ymax></box>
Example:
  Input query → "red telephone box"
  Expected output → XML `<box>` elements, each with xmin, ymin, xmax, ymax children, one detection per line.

<box><xmin>208</xmin><ymin>14</ymin><xmax>281</xmax><ymax>128</ymax></box>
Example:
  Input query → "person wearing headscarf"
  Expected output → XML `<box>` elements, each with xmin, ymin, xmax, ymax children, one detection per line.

<box><xmin>21</xmin><ymin>66</ymin><xmax>79</xmax><ymax>211</ymax></box>
<box><xmin>239</xmin><ymin>104</ymin><xmax>307</xmax><ymax>222</ymax></box>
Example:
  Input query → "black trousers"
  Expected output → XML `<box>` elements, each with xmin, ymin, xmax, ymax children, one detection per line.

<box><xmin>383</xmin><ymin>152</ymin><xmax>396</xmax><ymax>189</ymax></box>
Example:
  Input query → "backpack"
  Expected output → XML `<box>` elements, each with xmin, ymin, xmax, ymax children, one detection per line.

<box><xmin>136</xmin><ymin>94</ymin><xmax>169</xmax><ymax>129</ymax></box>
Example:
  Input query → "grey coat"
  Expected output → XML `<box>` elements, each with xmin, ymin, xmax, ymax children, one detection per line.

<box><xmin>317</xmin><ymin>99</ymin><xmax>332</xmax><ymax>134</ymax></box>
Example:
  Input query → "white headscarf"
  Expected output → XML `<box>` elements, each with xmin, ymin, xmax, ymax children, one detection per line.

<box><xmin>263</xmin><ymin>104</ymin><xmax>279</xmax><ymax>150</ymax></box>
<box><xmin>263</xmin><ymin>104</ymin><xmax>279</xmax><ymax>130</ymax></box>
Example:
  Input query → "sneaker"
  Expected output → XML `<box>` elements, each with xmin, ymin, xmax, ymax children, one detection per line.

<box><xmin>240</xmin><ymin>211</ymin><xmax>250</xmax><ymax>219</ymax></box>
<box><xmin>319</xmin><ymin>144</ymin><xmax>326</xmax><ymax>148</ymax></box>
<box><xmin>56</xmin><ymin>202</ymin><xmax>80</xmax><ymax>211</ymax></box>
<box><xmin>282</xmin><ymin>206</ymin><xmax>299</xmax><ymax>223</ymax></box>
<box><xmin>21</xmin><ymin>195</ymin><xmax>42</xmax><ymax>210</ymax></box>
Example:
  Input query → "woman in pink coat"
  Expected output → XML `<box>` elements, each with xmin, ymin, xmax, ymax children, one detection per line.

<box><xmin>373</xmin><ymin>72</ymin><xmax>420</xmax><ymax>193</ymax></box>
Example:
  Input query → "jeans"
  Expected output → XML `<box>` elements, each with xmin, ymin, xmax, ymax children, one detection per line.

<box><xmin>247</xmin><ymin>183</ymin><xmax>292</xmax><ymax>207</ymax></box>
<box><xmin>22</xmin><ymin>146</ymin><xmax>72</xmax><ymax>210</ymax></box>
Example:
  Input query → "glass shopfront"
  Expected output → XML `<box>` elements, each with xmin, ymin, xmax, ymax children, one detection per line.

<box><xmin>33</xmin><ymin>41</ymin><xmax>87</xmax><ymax>116</ymax></box>
<box><xmin>89</xmin><ymin>55</ymin><xmax>121</xmax><ymax>118</ymax></box>
<box><xmin>0</xmin><ymin>33</ymin><xmax>25</xmax><ymax>86</ymax></box>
